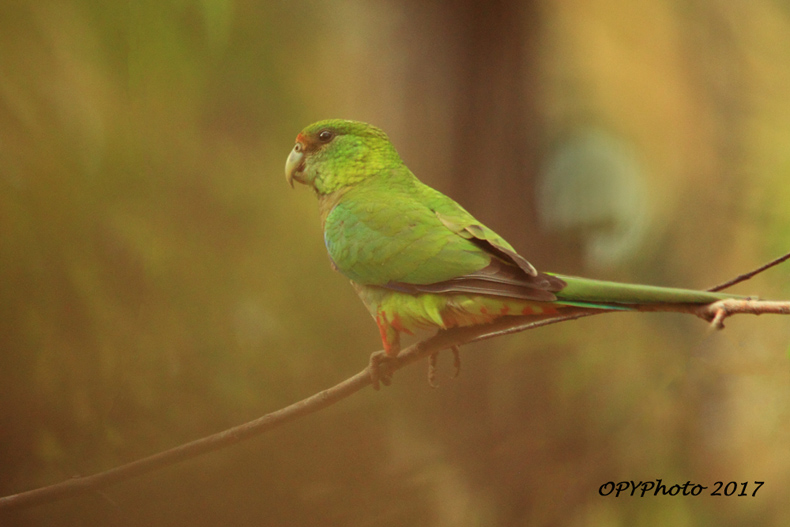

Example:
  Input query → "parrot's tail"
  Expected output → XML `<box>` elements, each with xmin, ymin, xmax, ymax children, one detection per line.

<box><xmin>549</xmin><ymin>273</ymin><xmax>744</xmax><ymax>309</ymax></box>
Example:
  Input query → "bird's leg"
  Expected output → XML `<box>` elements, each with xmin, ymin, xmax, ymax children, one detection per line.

<box><xmin>369</xmin><ymin>320</ymin><xmax>400</xmax><ymax>390</ymax></box>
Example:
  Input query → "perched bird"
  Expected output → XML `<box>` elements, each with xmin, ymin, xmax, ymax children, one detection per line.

<box><xmin>285</xmin><ymin>119</ymin><xmax>739</xmax><ymax>388</ymax></box>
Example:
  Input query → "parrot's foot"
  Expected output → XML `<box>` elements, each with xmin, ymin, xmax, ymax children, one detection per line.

<box><xmin>427</xmin><ymin>346</ymin><xmax>461</xmax><ymax>388</ymax></box>
<box><xmin>451</xmin><ymin>345</ymin><xmax>461</xmax><ymax>379</ymax></box>
<box><xmin>368</xmin><ymin>351</ymin><xmax>395</xmax><ymax>390</ymax></box>
<box><xmin>428</xmin><ymin>352</ymin><xmax>438</xmax><ymax>388</ymax></box>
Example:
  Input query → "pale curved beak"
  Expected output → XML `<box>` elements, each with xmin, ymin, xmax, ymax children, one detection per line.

<box><xmin>285</xmin><ymin>142</ymin><xmax>305</xmax><ymax>188</ymax></box>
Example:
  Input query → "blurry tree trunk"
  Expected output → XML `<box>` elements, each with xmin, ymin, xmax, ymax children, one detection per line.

<box><xmin>403</xmin><ymin>0</ymin><xmax>573</xmax><ymax>267</ymax></box>
<box><xmin>446</xmin><ymin>1</ymin><xmax>543</xmax><ymax>246</ymax></box>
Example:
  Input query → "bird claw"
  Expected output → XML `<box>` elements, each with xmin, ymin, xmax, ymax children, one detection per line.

<box><xmin>450</xmin><ymin>345</ymin><xmax>461</xmax><ymax>379</ymax></box>
<box><xmin>368</xmin><ymin>350</ymin><xmax>394</xmax><ymax>390</ymax></box>
<box><xmin>428</xmin><ymin>352</ymin><xmax>439</xmax><ymax>388</ymax></box>
<box><xmin>427</xmin><ymin>346</ymin><xmax>462</xmax><ymax>388</ymax></box>
<box><xmin>370</xmin><ymin>345</ymin><xmax>463</xmax><ymax>390</ymax></box>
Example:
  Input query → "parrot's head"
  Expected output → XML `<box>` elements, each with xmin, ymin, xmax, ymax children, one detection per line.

<box><xmin>285</xmin><ymin>119</ymin><xmax>403</xmax><ymax>195</ymax></box>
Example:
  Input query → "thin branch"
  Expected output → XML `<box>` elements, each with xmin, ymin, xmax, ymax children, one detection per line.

<box><xmin>707</xmin><ymin>251</ymin><xmax>790</xmax><ymax>292</ymax></box>
<box><xmin>1</xmin><ymin>296</ymin><xmax>789</xmax><ymax>512</ymax></box>
<box><xmin>469</xmin><ymin>310</ymin><xmax>603</xmax><ymax>344</ymax></box>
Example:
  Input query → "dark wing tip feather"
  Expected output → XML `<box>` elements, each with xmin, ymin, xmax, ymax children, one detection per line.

<box><xmin>435</xmin><ymin>212</ymin><xmax>539</xmax><ymax>277</ymax></box>
<box><xmin>386</xmin><ymin>261</ymin><xmax>566</xmax><ymax>302</ymax></box>
<box><xmin>466</xmin><ymin>235</ymin><xmax>538</xmax><ymax>277</ymax></box>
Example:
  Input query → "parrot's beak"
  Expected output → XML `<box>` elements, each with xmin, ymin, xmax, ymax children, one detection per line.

<box><xmin>285</xmin><ymin>142</ymin><xmax>305</xmax><ymax>188</ymax></box>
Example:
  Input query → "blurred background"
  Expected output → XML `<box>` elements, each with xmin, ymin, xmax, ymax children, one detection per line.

<box><xmin>2</xmin><ymin>0</ymin><xmax>790</xmax><ymax>525</ymax></box>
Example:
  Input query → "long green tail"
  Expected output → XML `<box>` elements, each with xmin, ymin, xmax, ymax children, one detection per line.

<box><xmin>549</xmin><ymin>273</ymin><xmax>742</xmax><ymax>309</ymax></box>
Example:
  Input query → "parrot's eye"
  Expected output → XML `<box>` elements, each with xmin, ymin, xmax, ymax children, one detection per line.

<box><xmin>318</xmin><ymin>130</ymin><xmax>334</xmax><ymax>142</ymax></box>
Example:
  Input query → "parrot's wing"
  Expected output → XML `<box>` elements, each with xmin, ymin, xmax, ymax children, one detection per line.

<box><xmin>325</xmin><ymin>185</ymin><xmax>564</xmax><ymax>302</ymax></box>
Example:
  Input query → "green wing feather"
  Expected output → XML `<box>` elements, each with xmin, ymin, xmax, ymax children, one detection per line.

<box><xmin>324</xmin><ymin>172</ymin><xmax>492</xmax><ymax>285</ymax></box>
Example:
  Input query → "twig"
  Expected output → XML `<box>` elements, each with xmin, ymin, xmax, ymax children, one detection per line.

<box><xmin>707</xmin><ymin>251</ymin><xmax>790</xmax><ymax>292</ymax></box>
<box><xmin>469</xmin><ymin>310</ymin><xmax>602</xmax><ymax>343</ymax></box>
<box><xmin>698</xmin><ymin>298</ymin><xmax>790</xmax><ymax>329</ymax></box>
<box><xmin>1</xmin><ymin>297</ymin><xmax>788</xmax><ymax>511</ymax></box>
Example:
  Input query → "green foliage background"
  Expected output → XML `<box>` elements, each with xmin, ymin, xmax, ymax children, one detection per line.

<box><xmin>1</xmin><ymin>1</ymin><xmax>789</xmax><ymax>525</ymax></box>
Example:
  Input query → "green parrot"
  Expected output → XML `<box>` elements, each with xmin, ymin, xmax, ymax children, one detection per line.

<box><xmin>285</xmin><ymin>119</ymin><xmax>739</xmax><ymax>386</ymax></box>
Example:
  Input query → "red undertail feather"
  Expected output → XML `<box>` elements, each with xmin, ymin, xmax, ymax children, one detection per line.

<box><xmin>390</xmin><ymin>313</ymin><xmax>410</xmax><ymax>333</ymax></box>
<box><xmin>376</xmin><ymin>310</ymin><xmax>403</xmax><ymax>357</ymax></box>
